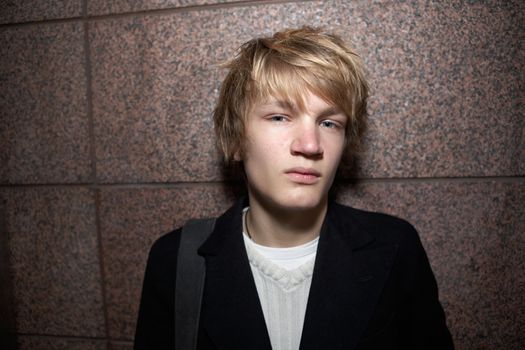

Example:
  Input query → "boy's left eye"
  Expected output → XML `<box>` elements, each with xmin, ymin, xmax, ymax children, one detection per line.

<box><xmin>269</xmin><ymin>115</ymin><xmax>287</xmax><ymax>122</ymax></box>
<box><xmin>320</xmin><ymin>120</ymin><xmax>339</xmax><ymax>129</ymax></box>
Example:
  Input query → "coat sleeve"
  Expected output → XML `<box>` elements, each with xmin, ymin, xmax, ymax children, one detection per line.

<box><xmin>399</xmin><ymin>223</ymin><xmax>455</xmax><ymax>349</ymax></box>
<box><xmin>134</xmin><ymin>229</ymin><xmax>181</xmax><ymax>350</ymax></box>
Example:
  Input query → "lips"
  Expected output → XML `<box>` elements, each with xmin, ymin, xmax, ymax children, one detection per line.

<box><xmin>284</xmin><ymin>167</ymin><xmax>321</xmax><ymax>184</ymax></box>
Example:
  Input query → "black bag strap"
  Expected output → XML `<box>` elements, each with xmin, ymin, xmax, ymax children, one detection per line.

<box><xmin>175</xmin><ymin>218</ymin><xmax>216</xmax><ymax>350</ymax></box>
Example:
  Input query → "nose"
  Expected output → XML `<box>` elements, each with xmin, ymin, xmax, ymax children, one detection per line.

<box><xmin>290</xmin><ymin>122</ymin><xmax>323</xmax><ymax>158</ymax></box>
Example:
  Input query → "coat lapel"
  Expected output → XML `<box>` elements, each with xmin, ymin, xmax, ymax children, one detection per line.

<box><xmin>197</xmin><ymin>200</ymin><xmax>398</xmax><ymax>350</ymax></box>
<box><xmin>299</xmin><ymin>202</ymin><xmax>398</xmax><ymax>350</ymax></box>
<box><xmin>198</xmin><ymin>200</ymin><xmax>272</xmax><ymax>350</ymax></box>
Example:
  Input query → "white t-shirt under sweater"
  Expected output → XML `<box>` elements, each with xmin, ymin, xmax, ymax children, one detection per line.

<box><xmin>242</xmin><ymin>208</ymin><xmax>318</xmax><ymax>350</ymax></box>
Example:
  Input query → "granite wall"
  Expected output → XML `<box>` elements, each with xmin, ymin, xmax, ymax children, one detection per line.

<box><xmin>1</xmin><ymin>0</ymin><xmax>523</xmax><ymax>349</ymax></box>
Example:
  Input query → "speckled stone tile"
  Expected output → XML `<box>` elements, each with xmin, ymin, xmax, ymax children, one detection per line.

<box><xmin>109</xmin><ymin>341</ymin><xmax>133</xmax><ymax>350</ymax></box>
<box><xmin>0</xmin><ymin>187</ymin><xmax>105</xmax><ymax>337</ymax></box>
<box><xmin>335</xmin><ymin>180</ymin><xmax>525</xmax><ymax>350</ymax></box>
<box><xmin>89</xmin><ymin>1</ymin><xmax>352</xmax><ymax>183</ymax></box>
<box><xmin>0</xmin><ymin>23</ymin><xmax>91</xmax><ymax>184</ymax></box>
<box><xmin>356</xmin><ymin>0</ymin><xmax>525</xmax><ymax>178</ymax></box>
<box><xmin>88</xmin><ymin>0</ymin><xmax>238</xmax><ymax>16</ymax></box>
<box><xmin>98</xmin><ymin>185</ymin><xmax>237</xmax><ymax>339</ymax></box>
<box><xmin>0</xmin><ymin>0</ymin><xmax>82</xmax><ymax>24</ymax></box>
<box><xmin>90</xmin><ymin>0</ymin><xmax>523</xmax><ymax>182</ymax></box>
<box><xmin>17</xmin><ymin>335</ymin><xmax>106</xmax><ymax>350</ymax></box>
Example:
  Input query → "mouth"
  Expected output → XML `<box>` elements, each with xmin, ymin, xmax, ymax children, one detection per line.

<box><xmin>284</xmin><ymin>167</ymin><xmax>321</xmax><ymax>184</ymax></box>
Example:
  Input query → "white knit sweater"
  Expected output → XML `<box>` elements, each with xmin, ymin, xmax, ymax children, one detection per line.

<box><xmin>242</xmin><ymin>209</ymin><xmax>318</xmax><ymax>350</ymax></box>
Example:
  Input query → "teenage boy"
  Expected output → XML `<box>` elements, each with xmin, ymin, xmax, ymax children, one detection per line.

<box><xmin>134</xmin><ymin>27</ymin><xmax>454</xmax><ymax>349</ymax></box>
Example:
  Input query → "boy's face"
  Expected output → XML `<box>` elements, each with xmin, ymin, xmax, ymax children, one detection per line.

<box><xmin>240</xmin><ymin>90</ymin><xmax>347</xmax><ymax>212</ymax></box>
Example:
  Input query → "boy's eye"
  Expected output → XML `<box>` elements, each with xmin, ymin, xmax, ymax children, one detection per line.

<box><xmin>269</xmin><ymin>115</ymin><xmax>287</xmax><ymax>122</ymax></box>
<box><xmin>320</xmin><ymin>120</ymin><xmax>339</xmax><ymax>128</ymax></box>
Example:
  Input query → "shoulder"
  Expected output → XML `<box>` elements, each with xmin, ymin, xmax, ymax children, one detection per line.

<box><xmin>332</xmin><ymin>202</ymin><xmax>437</xmax><ymax>282</ymax></box>
<box><xmin>333</xmin><ymin>203</ymin><xmax>418</xmax><ymax>240</ymax></box>
<box><xmin>149</xmin><ymin>227</ymin><xmax>182</xmax><ymax>259</ymax></box>
<box><xmin>145</xmin><ymin>228</ymin><xmax>182</xmax><ymax>277</ymax></box>
<box><xmin>330</xmin><ymin>202</ymin><xmax>425</xmax><ymax>259</ymax></box>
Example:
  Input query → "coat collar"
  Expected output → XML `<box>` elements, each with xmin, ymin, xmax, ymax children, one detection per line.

<box><xmin>198</xmin><ymin>198</ymin><xmax>272</xmax><ymax>349</ymax></box>
<box><xmin>198</xmin><ymin>199</ymin><xmax>398</xmax><ymax>350</ymax></box>
<box><xmin>299</xmin><ymin>202</ymin><xmax>398</xmax><ymax>350</ymax></box>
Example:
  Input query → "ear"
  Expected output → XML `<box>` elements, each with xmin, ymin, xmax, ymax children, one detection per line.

<box><xmin>233</xmin><ymin>149</ymin><xmax>242</xmax><ymax>161</ymax></box>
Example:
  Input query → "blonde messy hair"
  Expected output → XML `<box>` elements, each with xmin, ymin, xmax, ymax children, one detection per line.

<box><xmin>213</xmin><ymin>26</ymin><xmax>369</xmax><ymax>163</ymax></box>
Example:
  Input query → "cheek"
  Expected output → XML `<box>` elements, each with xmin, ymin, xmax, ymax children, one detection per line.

<box><xmin>325</xmin><ymin>133</ymin><xmax>346</xmax><ymax>153</ymax></box>
<box><xmin>326</xmin><ymin>138</ymin><xmax>346</xmax><ymax>169</ymax></box>
<box><xmin>246</xmin><ymin>133</ymin><xmax>284</xmax><ymax>159</ymax></box>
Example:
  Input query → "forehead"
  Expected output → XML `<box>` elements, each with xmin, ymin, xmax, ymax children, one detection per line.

<box><xmin>250</xmin><ymin>92</ymin><xmax>342</xmax><ymax>116</ymax></box>
<box><xmin>248</xmin><ymin>61</ymin><xmax>336</xmax><ymax>112</ymax></box>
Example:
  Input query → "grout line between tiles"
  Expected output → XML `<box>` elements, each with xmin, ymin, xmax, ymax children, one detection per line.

<box><xmin>16</xmin><ymin>333</ymin><xmax>107</xmax><ymax>340</ymax></box>
<box><xmin>85</xmin><ymin>0</ymin><xmax>316</xmax><ymax>22</ymax></box>
<box><xmin>16</xmin><ymin>331</ymin><xmax>138</xmax><ymax>343</ymax></box>
<box><xmin>16</xmin><ymin>332</ymin><xmax>134</xmax><ymax>345</ymax></box>
<box><xmin>0</xmin><ymin>176</ymin><xmax>523</xmax><ymax>190</ymax></box>
<box><xmin>84</xmin><ymin>25</ymin><xmax>97</xmax><ymax>189</ymax></box>
<box><xmin>82</xmin><ymin>0</ymin><xmax>111</xmax><ymax>345</ymax></box>
<box><xmin>94</xmin><ymin>189</ymin><xmax>111</xmax><ymax>345</ymax></box>
<box><xmin>0</xmin><ymin>0</ymin><xmax>315</xmax><ymax>28</ymax></box>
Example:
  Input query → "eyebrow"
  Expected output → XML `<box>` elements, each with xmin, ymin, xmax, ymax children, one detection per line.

<box><xmin>259</xmin><ymin>99</ymin><xmax>296</xmax><ymax>111</ymax></box>
<box><xmin>317</xmin><ymin>106</ymin><xmax>342</xmax><ymax>119</ymax></box>
<box><xmin>260</xmin><ymin>100</ymin><xmax>342</xmax><ymax>118</ymax></box>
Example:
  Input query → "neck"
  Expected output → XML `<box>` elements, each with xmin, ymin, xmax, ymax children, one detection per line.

<box><xmin>246</xmin><ymin>196</ymin><xmax>328</xmax><ymax>248</ymax></box>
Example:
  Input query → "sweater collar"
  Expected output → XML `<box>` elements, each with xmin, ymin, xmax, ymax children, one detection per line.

<box><xmin>198</xmin><ymin>197</ymin><xmax>375</xmax><ymax>256</ymax></box>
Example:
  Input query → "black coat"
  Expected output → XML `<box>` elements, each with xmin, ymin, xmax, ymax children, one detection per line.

<box><xmin>134</xmin><ymin>199</ymin><xmax>454</xmax><ymax>349</ymax></box>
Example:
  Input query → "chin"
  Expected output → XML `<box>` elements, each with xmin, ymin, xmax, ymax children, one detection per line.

<box><xmin>275</xmin><ymin>192</ymin><xmax>327</xmax><ymax>212</ymax></box>
<box><xmin>248</xmin><ymin>182</ymin><xmax>330</xmax><ymax>213</ymax></box>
